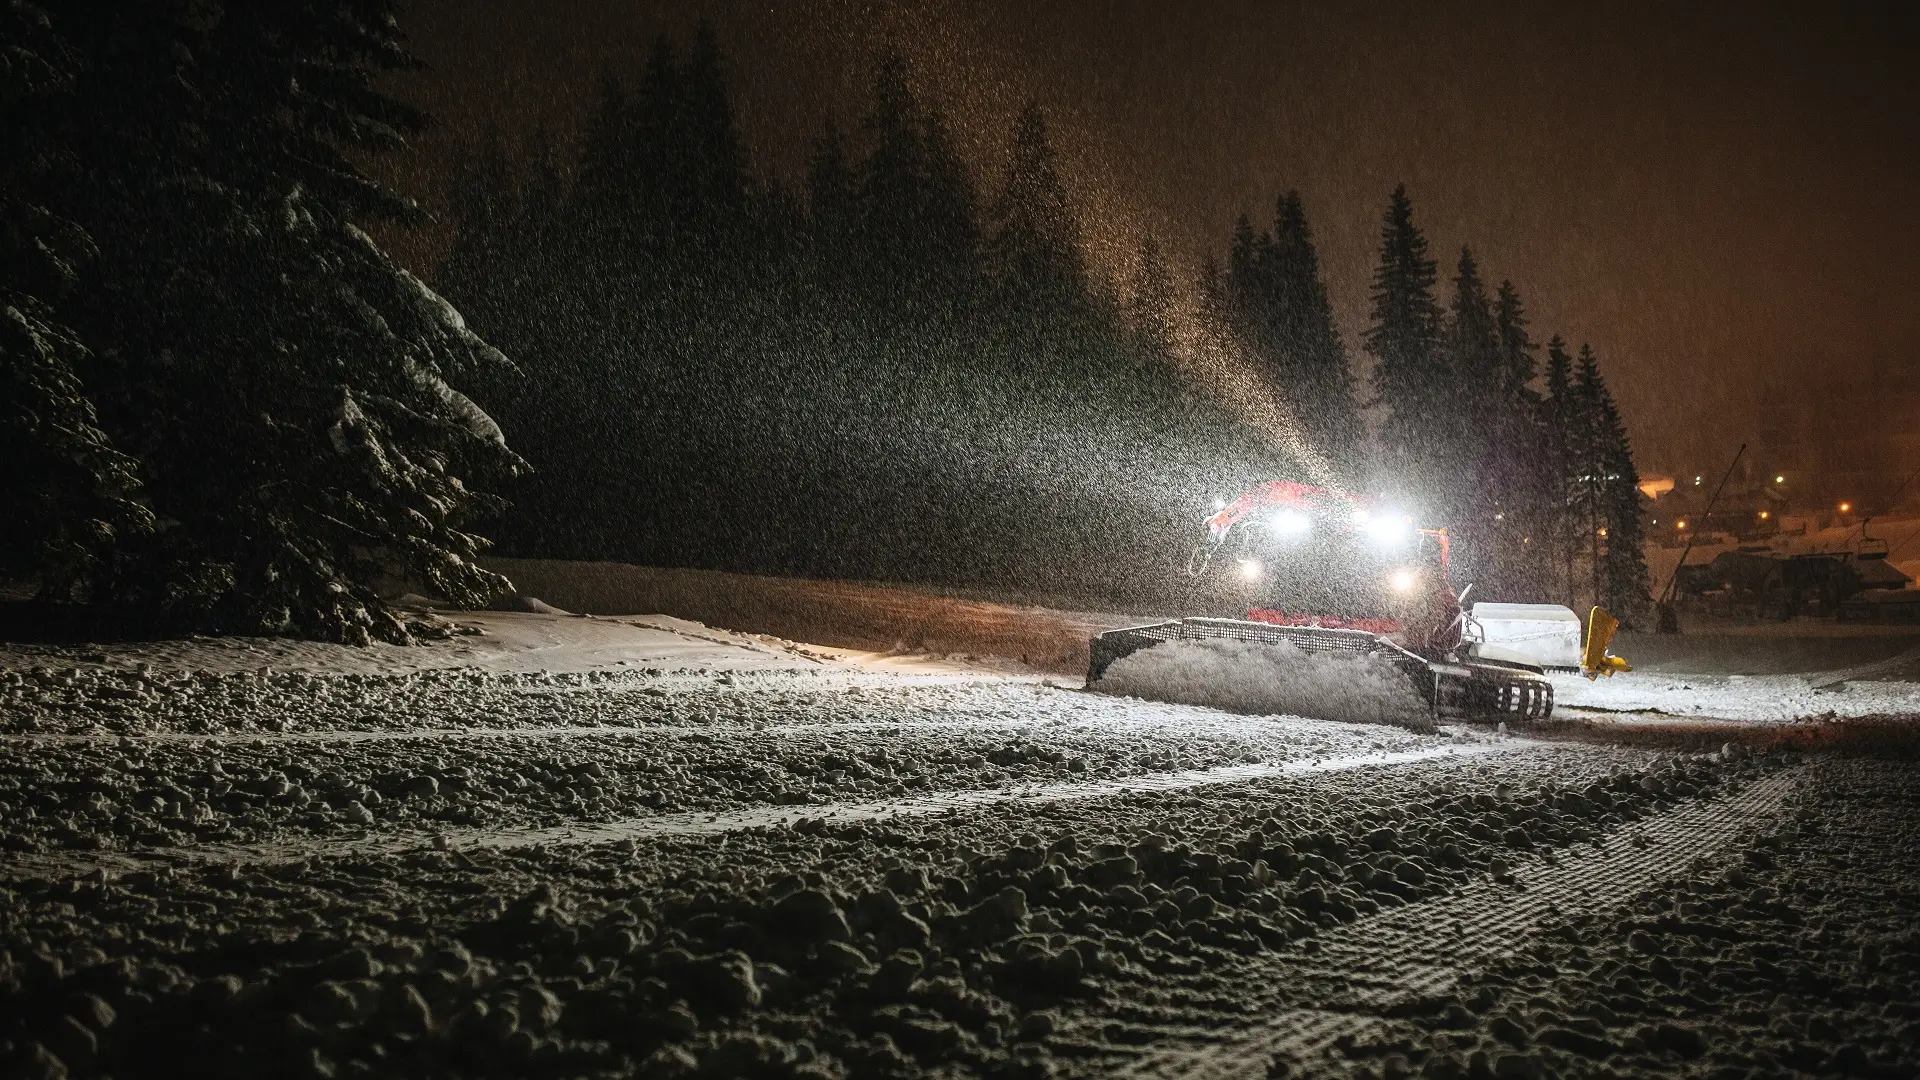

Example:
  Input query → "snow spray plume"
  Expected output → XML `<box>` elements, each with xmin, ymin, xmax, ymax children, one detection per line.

<box><xmin>851</xmin><ymin>8</ymin><xmax>1351</xmax><ymax>494</ymax></box>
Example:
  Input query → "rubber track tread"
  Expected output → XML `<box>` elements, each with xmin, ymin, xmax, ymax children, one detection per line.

<box><xmin>1108</xmin><ymin>767</ymin><xmax>1802</xmax><ymax>1079</ymax></box>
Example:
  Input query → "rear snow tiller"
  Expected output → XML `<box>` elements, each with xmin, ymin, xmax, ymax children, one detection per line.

<box><xmin>1086</xmin><ymin>481</ymin><xmax>1590</xmax><ymax>724</ymax></box>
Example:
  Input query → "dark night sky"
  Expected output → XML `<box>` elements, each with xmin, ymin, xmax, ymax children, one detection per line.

<box><xmin>377</xmin><ymin>0</ymin><xmax>1920</xmax><ymax>479</ymax></box>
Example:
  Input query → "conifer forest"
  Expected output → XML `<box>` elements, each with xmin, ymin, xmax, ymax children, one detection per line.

<box><xmin>5</xmin><ymin>6</ymin><xmax>1650</xmax><ymax>638</ymax></box>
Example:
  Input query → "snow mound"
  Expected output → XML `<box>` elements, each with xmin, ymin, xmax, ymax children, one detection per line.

<box><xmin>1095</xmin><ymin>637</ymin><xmax>1434</xmax><ymax>732</ymax></box>
<box><xmin>486</xmin><ymin>593</ymin><xmax>570</xmax><ymax>615</ymax></box>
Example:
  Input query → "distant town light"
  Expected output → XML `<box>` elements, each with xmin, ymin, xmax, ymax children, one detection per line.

<box><xmin>1694</xmin><ymin>476</ymin><xmax>1703</xmax><ymax>485</ymax></box>
<box><xmin>1774</xmin><ymin>475</ymin><xmax>1785</xmax><ymax>484</ymax></box>
<box><xmin>1677</xmin><ymin>520</ymin><xmax>1687</xmax><ymax>530</ymax></box>
<box><xmin>1597</xmin><ymin>527</ymin><xmax>1608</xmax><ymax>537</ymax></box>
<box><xmin>1839</xmin><ymin>502</ymin><xmax>1852</xmax><ymax>513</ymax></box>
<box><xmin>1758</xmin><ymin>510</ymin><xmax>1770</xmax><ymax>520</ymax></box>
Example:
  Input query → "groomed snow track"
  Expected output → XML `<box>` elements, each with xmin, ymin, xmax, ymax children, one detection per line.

<box><xmin>0</xmin><ymin>741</ymin><xmax>1525</xmax><ymax>880</ymax></box>
<box><xmin>1102</xmin><ymin>768</ymin><xmax>1802</xmax><ymax>1079</ymax></box>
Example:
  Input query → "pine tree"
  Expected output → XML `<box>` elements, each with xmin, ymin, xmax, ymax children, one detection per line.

<box><xmin>1443</xmin><ymin>248</ymin><xmax>1500</xmax><ymax>399</ymax></box>
<box><xmin>1542</xmin><ymin>338</ymin><xmax>1574</xmax><ymax>428</ymax></box>
<box><xmin>1269</xmin><ymin>192</ymin><xmax>1361</xmax><ymax>473</ymax></box>
<box><xmin>574</xmin><ymin>24</ymin><xmax>747</xmax><ymax>273</ymax></box>
<box><xmin>1494</xmin><ymin>281</ymin><xmax>1538</xmax><ymax>399</ymax></box>
<box><xmin>438</xmin><ymin>131</ymin><xmax>522</xmax><ymax>334</ymax></box>
<box><xmin>841</xmin><ymin>54</ymin><xmax>985</xmax><ymax>322</ymax></box>
<box><xmin>1489</xmin><ymin>281</ymin><xmax>1551</xmax><ymax>596</ymax></box>
<box><xmin>0</xmin><ymin>1</ymin><xmax>153</xmax><ymax>597</ymax></box>
<box><xmin>1429</xmin><ymin>247</ymin><xmax>1503</xmax><ymax>586</ymax></box>
<box><xmin>920</xmin><ymin>104</ymin><xmax>982</xmax><ymax>301</ymax></box>
<box><xmin>987</xmin><ymin>102</ymin><xmax>1084</xmax><ymax>311</ymax></box>
<box><xmin>1227</xmin><ymin>214</ymin><xmax>1261</xmax><ymax>315</ymax></box>
<box><xmin>679</xmin><ymin>20</ymin><xmax>748</xmax><ymax>226</ymax></box>
<box><xmin>804</xmin><ymin>116</ymin><xmax>857</xmax><ymax>286</ymax></box>
<box><xmin>25</xmin><ymin>0</ymin><xmax>525</xmax><ymax>642</ymax></box>
<box><xmin>574</xmin><ymin>69</ymin><xmax>634</xmax><ymax>253</ymax></box>
<box><xmin>1576</xmin><ymin>346</ymin><xmax>1649</xmax><ymax>623</ymax></box>
<box><xmin>857</xmin><ymin>53</ymin><xmax>929</xmax><ymax>310</ymax></box>
<box><xmin>1539</xmin><ymin>335</ymin><xmax>1577</xmax><ymax>600</ymax></box>
<box><xmin>1365</xmin><ymin>185</ymin><xmax>1444</xmax><ymax>509</ymax></box>
<box><xmin>1550</xmin><ymin>343</ymin><xmax>1647</xmax><ymax>620</ymax></box>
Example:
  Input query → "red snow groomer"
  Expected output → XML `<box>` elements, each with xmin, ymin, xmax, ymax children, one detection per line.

<box><xmin>1088</xmin><ymin>481</ymin><xmax>1559</xmax><ymax>723</ymax></box>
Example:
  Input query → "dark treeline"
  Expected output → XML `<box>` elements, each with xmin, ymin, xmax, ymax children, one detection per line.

<box><xmin>444</xmin><ymin>29</ymin><xmax>1647</xmax><ymax>619</ymax></box>
<box><xmin>1364</xmin><ymin>185</ymin><xmax>1647</xmax><ymax>620</ymax></box>
<box><xmin>439</xmin><ymin>36</ymin><xmax>1288</xmax><ymax>604</ymax></box>
<box><xmin>2</xmin><ymin>5</ymin><xmax>1649</xmax><ymax>640</ymax></box>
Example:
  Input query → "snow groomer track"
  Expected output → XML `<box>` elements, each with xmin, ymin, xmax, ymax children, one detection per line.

<box><xmin>1112</xmin><ymin>769</ymin><xmax>1802</xmax><ymax>1079</ymax></box>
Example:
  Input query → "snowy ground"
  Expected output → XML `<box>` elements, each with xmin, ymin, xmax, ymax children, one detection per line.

<box><xmin>1552</xmin><ymin>669</ymin><xmax>1920</xmax><ymax>724</ymax></box>
<box><xmin>1</xmin><ymin>607</ymin><xmax>1916</xmax><ymax>1078</ymax></box>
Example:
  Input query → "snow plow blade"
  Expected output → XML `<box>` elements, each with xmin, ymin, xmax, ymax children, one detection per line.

<box><xmin>1087</xmin><ymin>617</ymin><xmax>1553</xmax><ymax>723</ymax></box>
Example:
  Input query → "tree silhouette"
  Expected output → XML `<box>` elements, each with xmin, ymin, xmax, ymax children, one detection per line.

<box><xmin>5</xmin><ymin>1</ymin><xmax>524</xmax><ymax>641</ymax></box>
<box><xmin>1365</xmin><ymin>185</ymin><xmax>1444</xmax><ymax>511</ymax></box>
<box><xmin>988</xmin><ymin>103</ymin><xmax>1085</xmax><ymax>313</ymax></box>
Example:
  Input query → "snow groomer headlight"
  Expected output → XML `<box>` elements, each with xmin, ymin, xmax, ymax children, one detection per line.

<box><xmin>1361</xmin><ymin>510</ymin><xmax>1412</xmax><ymax>546</ymax></box>
<box><xmin>1268</xmin><ymin>509</ymin><xmax>1312</xmax><ymax>537</ymax></box>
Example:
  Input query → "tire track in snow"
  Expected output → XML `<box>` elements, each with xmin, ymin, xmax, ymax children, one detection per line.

<box><xmin>0</xmin><ymin>740</ymin><xmax>1528</xmax><ymax>879</ymax></box>
<box><xmin>1101</xmin><ymin>766</ymin><xmax>1802</xmax><ymax>1079</ymax></box>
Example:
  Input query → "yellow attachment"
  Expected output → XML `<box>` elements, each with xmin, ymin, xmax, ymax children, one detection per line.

<box><xmin>1583</xmin><ymin>606</ymin><xmax>1632</xmax><ymax>679</ymax></box>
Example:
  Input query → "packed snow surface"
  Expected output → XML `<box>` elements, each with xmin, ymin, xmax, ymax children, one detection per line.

<box><xmin>1552</xmin><ymin>670</ymin><xmax>1920</xmax><ymax>723</ymax></box>
<box><xmin>3</xmin><ymin>598</ymin><xmax>1917</xmax><ymax>1079</ymax></box>
<box><xmin>1093</xmin><ymin>638</ymin><xmax>1433</xmax><ymax>731</ymax></box>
